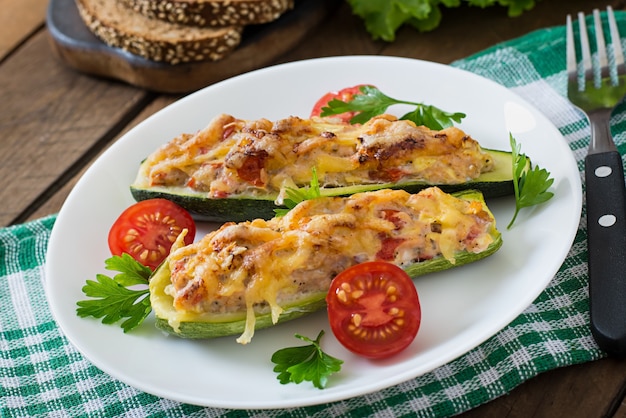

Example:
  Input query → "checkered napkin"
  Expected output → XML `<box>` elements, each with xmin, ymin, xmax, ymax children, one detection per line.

<box><xmin>4</xmin><ymin>12</ymin><xmax>626</xmax><ymax>417</ymax></box>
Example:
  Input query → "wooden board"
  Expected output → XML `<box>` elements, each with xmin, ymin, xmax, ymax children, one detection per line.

<box><xmin>0</xmin><ymin>0</ymin><xmax>49</xmax><ymax>60</ymax></box>
<box><xmin>46</xmin><ymin>0</ymin><xmax>338</xmax><ymax>93</ymax></box>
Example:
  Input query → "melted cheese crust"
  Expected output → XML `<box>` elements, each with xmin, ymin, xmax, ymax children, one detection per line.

<box><xmin>165</xmin><ymin>187</ymin><xmax>496</xmax><ymax>344</ymax></box>
<box><xmin>137</xmin><ymin>114</ymin><xmax>494</xmax><ymax>199</ymax></box>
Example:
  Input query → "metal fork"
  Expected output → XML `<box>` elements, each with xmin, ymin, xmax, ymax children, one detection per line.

<box><xmin>567</xmin><ymin>7</ymin><xmax>626</xmax><ymax>356</ymax></box>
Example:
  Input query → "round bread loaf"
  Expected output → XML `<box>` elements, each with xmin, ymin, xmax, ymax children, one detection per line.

<box><xmin>76</xmin><ymin>0</ymin><xmax>243</xmax><ymax>65</ymax></box>
<box><xmin>119</xmin><ymin>0</ymin><xmax>294</xmax><ymax>27</ymax></box>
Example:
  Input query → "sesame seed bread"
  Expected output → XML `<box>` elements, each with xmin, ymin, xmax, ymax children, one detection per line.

<box><xmin>75</xmin><ymin>0</ymin><xmax>243</xmax><ymax>65</ymax></box>
<box><xmin>120</xmin><ymin>0</ymin><xmax>294</xmax><ymax>27</ymax></box>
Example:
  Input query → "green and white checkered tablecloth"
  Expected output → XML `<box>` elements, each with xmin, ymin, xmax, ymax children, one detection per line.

<box><xmin>4</xmin><ymin>11</ymin><xmax>626</xmax><ymax>418</ymax></box>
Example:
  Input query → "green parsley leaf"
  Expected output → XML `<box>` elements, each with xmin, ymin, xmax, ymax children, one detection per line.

<box><xmin>400</xmin><ymin>104</ymin><xmax>465</xmax><ymax>130</ymax></box>
<box><xmin>320</xmin><ymin>85</ymin><xmax>465</xmax><ymax>130</ymax></box>
<box><xmin>507</xmin><ymin>134</ymin><xmax>554</xmax><ymax>229</ymax></box>
<box><xmin>76</xmin><ymin>253</ymin><xmax>153</xmax><ymax>332</ymax></box>
<box><xmin>274</xmin><ymin>167</ymin><xmax>321</xmax><ymax>216</ymax></box>
<box><xmin>271</xmin><ymin>330</ymin><xmax>343</xmax><ymax>389</ymax></box>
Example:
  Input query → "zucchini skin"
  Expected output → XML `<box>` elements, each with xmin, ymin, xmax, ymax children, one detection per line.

<box><xmin>149</xmin><ymin>190</ymin><xmax>503</xmax><ymax>340</ymax></box>
<box><xmin>150</xmin><ymin>261</ymin><xmax>329</xmax><ymax>339</ymax></box>
<box><xmin>131</xmin><ymin>149</ymin><xmax>527</xmax><ymax>223</ymax></box>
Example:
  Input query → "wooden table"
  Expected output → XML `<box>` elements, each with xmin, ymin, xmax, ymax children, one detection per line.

<box><xmin>3</xmin><ymin>0</ymin><xmax>626</xmax><ymax>416</ymax></box>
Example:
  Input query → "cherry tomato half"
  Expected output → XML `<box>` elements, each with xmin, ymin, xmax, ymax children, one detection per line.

<box><xmin>310</xmin><ymin>84</ymin><xmax>370</xmax><ymax>123</ymax></box>
<box><xmin>326</xmin><ymin>261</ymin><xmax>421</xmax><ymax>359</ymax></box>
<box><xmin>108</xmin><ymin>199</ymin><xmax>196</xmax><ymax>270</ymax></box>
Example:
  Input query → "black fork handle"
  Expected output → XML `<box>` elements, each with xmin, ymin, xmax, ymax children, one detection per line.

<box><xmin>585</xmin><ymin>151</ymin><xmax>626</xmax><ymax>355</ymax></box>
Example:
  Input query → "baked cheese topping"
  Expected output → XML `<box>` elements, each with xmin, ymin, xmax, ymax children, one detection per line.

<box><xmin>164</xmin><ymin>187</ymin><xmax>497</xmax><ymax>344</ymax></box>
<box><xmin>136</xmin><ymin>113</ymin><xmax>495</xmax><ymax>200</ymax></box>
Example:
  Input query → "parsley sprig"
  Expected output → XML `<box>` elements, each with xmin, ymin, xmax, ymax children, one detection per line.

<box><xmin>271</xmin><ymin>330</ymin><xmax>343</xmax><ymax>389</ymax></box>
<box><xmin>76</xmin><ymin>253</ymin><xmax>153</xmax><ymax>332</ymax></box>
<box><xmin>507</xmin><ymin>134</ymin><xmax>555</xmax><ymax>229</ymax></box>
<box><xmin>320</xmin><ymin>85</ymin><xmax>466</xmax><ymax>129</ymax></box>
<box><xmin>274</xmin><ymin>167</ymin><xmax>322</xmax><ymax>216</ymax></box>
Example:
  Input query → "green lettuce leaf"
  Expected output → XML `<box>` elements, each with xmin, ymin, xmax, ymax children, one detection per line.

<box><xmin>346</xmin><ymin>0</ymin><xmax>539</xmax><ymax>41</ymax></box>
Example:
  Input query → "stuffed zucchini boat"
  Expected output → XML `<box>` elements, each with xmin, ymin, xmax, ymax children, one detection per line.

<box><xmin>149</xmin><ymin>187</ymin><xmax>503</xmax><ymax>344</ymax></box>
<box><xmin>132</xmin><ymin>113</ymin><xmax>526</xmax><ymax>222</ymax></box>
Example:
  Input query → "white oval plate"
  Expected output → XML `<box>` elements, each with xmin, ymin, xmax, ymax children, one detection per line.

<box><xmin>45</xmin><ymin>56</ymin><xmax>582</xmax><ymax>409</ymax></box>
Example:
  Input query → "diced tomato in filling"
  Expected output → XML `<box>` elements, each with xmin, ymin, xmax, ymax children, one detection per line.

<box><xmin>370</xmin><ymin>168</ymin><xmax>405</xmax><ymax>183</ymax></box>
<box><xmin>381</xmin><ymin>209</ymin><xmax>405</xmax><ymax>229</ymax></box>
<box><xmin>376</xmin><ymin>235</ymin><xmax>406</xmax><ymax>261</ymax></box>
<box><xmin>237</xmin><ymin>152</ymin><xmax>268</xmax><ymax>186</ymax></box>
<box><xmin>212</xmin><ymin>190</ymin><xmax>230</xmax><ymax>198</ymax></box>
<box><xmin>222</xmin><ymin>125</ymin><xmax>235</xmax><ymax>140</ymax></box>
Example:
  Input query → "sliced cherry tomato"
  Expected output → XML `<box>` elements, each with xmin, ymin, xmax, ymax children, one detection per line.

<box><xmin>108</xmin><ymin>199</ymin><xmax>196</xmax><ymax>270</ymax></box>
<box><xmin>310</xmin><ymin>84</ymin><xmax>371</xmax><ymax>123</ymax></box>
<box><xmin>326</xmin><ymin>261</ymin><xmax>421</xmax><ymax>359</ymax></box>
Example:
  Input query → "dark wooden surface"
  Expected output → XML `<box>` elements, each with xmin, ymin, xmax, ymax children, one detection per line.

<box><xmin>46</xmin><ymin>0</ymin><xmax>339</xmax><ymax>93</ymax></box>
<box><xmin>4</xmin><ymin>0</ymin><xmax>626</xmax><ymax>415</ymax></box>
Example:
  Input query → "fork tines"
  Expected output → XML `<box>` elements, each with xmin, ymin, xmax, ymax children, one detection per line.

<box><xmin>567</xmin><ymin>6</ymin><xmax>625</xmax><ymax>88</ymax></box>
